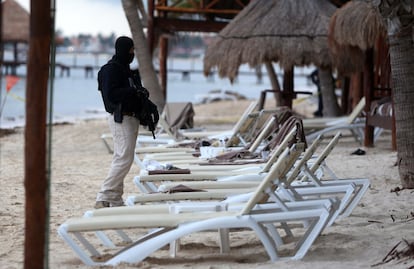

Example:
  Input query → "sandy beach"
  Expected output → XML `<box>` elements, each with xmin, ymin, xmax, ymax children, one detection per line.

<box><xmin>1</xmin><ymin>100</ymin><xmax>413</xmax><ymax>269</ymax></box>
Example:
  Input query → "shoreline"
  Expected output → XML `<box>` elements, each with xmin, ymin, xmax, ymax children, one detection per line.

<box><xmin>0</xmin><ymin>99</ymin><xmax>255</xmax><ymax>135</ymax></box>
<box><xmin>0</xmin><ymin>96</ymin><xmax>313</xmax><ymax>131</ymax></box>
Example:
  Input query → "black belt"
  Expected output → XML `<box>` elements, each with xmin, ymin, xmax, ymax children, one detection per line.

<box><xmin>122</xmin><ymin>112</ymin><xmax>135</xmax><ymax>116</ymax></box>
<box><xmin>110</xmin><ymin>112</ymin><xmax>136</xmax><ymax>116</ymax></box>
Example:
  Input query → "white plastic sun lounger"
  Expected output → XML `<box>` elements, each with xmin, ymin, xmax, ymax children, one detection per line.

<box><xmin>295</xmin><ymin>133</ymin><xmax>371</xmax><ymax>218</ymax></box>
<box><xmin>102</xmin><ymin>100</ymin><xmax>259</xmax><ymax>154</ymax></box>
<box><xmin>58</xmin><ymin>143</ymin><xmax>334</xmax><ymax>266</ymax></box>
<box><xmin>135</xmin><ymin>113</ymin><xmax>278</xmax><ymax>170</ymax></box>
<box><xmin>133</xmin><ymin>106</ymin><xmax>283</xmax><ymax>170</ymax></box>
<box><xmin>132</xmin><ymin>104</ymin><xmax>285</xmax><ymax>169</ymax></box>
<box><xmin>133</xmin><ymin>125</ymin><xmax>297</xmax><ymax>193</ymax></box>
<box><xmin>221</xmin><ymin>132</ymin><xmax>370</xmax><ymax>221</ymax></box>
<box><xmin>151</xmin><ymin>133</ymin><xmax>356</xmax><ymax>226</ymax></box>
<box><xmin>142</xmin><ymin>132</ymin><xmax>368</xmax><ymax>225</ymax></box>
<box><xmin>126</xmin><ymin>142</ymin><xmax>346</xmax><ymax>226</ymax></box>
<box><xmin>304</xmin><ymin>97</ymin><xmax>366</xmax><ymax>143</ymax></box>
<box><xmin>83</xmin><ymin>143</ymin><xmax>342</xmax><ymax>258</ymax></box>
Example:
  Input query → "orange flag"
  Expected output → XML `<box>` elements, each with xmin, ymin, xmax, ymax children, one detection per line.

<box><xmin>6</xmin><ymin>75</ymin><xmax>20</xmax><ymax>92</ymax></box>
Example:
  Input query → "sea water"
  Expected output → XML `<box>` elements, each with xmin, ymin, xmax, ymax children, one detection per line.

<box><xmin>0</xmin><ymin>53</ymin><xmax>317</xmax><ymax>128</ymax></box>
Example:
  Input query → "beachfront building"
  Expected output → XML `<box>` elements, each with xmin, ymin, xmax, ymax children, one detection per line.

<box><xmin>1</xmin><ymin>0</ymin><xmax>29</xmax><ymax>76</ymax></box>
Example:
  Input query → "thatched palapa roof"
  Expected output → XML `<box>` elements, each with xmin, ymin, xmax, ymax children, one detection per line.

<box><xmin>328</xmin><ymin>0</ymin><xmax>386</xmax><ymax>74</ymax></box>
<box><xmin>330</xmin><ymin>1</ymin><xmax>386</xmax><ymax>50</ymax></box>
<box><xmin>2</xmin><ymin>0</ymin><xmax>30</xmax><ymax>42</ymax></box>
<box><xmin>203</xmin><ymin>0</ymin><xmax>337</xmax><ymax>81</ymax></box>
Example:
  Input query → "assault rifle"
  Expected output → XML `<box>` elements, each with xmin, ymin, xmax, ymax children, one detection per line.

<box><xmin>130</xmin><ymin>70</ymin><xmax>159</xmax><ymax>139</ymax></box>
<box><xmin>137</xmin><ymin>97</ymin><xmax>159</xmax><ymax>140</ymax></box>
<box><xmin>147</xmin><ymin>113</ymin><xmax>156</xmax><ymax>139</ymax></box>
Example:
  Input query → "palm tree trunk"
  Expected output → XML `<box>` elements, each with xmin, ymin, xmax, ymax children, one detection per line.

<box><xmin>389</xmin><ymin>26</ymin><xmax>414</xmax><ymax>188</ymax></box>
<box><xmin>319</xmin><ymin>67</ymin><xmax>342</xmax><ymax>117</ymax></box>
<box><xmin>121</xmin><ymin>0</ymin><xmax>165</xmax><ymax>111</ymax></box>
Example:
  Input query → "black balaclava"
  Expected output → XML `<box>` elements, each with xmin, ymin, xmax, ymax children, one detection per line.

<box><xmin>114</xmin><ymin>36</ymin><xmax>134</xmax><ymax>66</ymax></box>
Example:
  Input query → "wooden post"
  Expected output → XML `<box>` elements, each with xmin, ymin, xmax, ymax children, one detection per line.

<box><xmin>363</xmin><ymin>48</ymin><xmax>375</xmax><ymax>147</ymax></box>
<box><xmin>147</xmin><ymin>0</ymin><xmax>155</xmax><ymax>54</ymax></box>
<box><xmin>349</xmin><ymin>73</ymin><xmax>363</xmax><ymax>108</ymax></box>
<box><xmin>0</xmin><ymin>1</ymin><xmax>3</xmax><ymax>76</ymax></box>
<box><xmin>341</xmin><ymin>77</ymin><xmax>350</xmax><ymax>114</ymax></box>
<box><xmin>391</xmin><ymin>91</ymin><xmax>397</xmax><ymax>151</ymax></box>
<box><xmin>159</xmin><ymin>36</ymin><xmax>168</xmax><ymax>99</ymax></box>
<box><xmin>24</xmin><ymin>0</ymin><xmax>51</xmax><ymax>268</ymax></box>
<box><xmin>282</xmin><ymin>67</ymin><xmax>294</xmax><ymax>108</ymax></box>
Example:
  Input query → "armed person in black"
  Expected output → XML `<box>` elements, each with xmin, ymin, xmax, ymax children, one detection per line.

<box><xmin>95</xmin><ymin>36</ymin><xmax>159</xmax><ymax>208</ymax></box>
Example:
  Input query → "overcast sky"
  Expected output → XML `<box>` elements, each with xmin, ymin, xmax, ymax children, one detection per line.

<box><xmin>14</xmin><ymin>0</ymin><xmax>132</xmax><ymax>36</ymax></box>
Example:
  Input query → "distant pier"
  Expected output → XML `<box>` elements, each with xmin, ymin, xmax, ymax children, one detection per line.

<box><xmin>1</xmin><ymin>60</ymin><xmax>26</xmax><ymax>76</ymax></box>
<box><xmin>2</xmin><ymin>56</ymin><xmax>310</xmax><ymax>81</ymax></box>
<box><xmin>1</xmin><ymin>60</ymin><xmax>264</xmax><ymax>81</ymax></box>
<box><xmin>1</xmin><ymin>60</ymin><xmax>97</xmax><ymax>78</ymax></box>
<box><xmin>55</xmin><ymin>63</ymin><xmax>94</xmax><ymax>78</ymax></box>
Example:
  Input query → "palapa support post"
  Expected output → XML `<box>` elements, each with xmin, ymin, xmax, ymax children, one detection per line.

<box><xmin>0</xmin><ymin>1</ymin><xmax>2</xmax><ymax>77</ymax></box>
<box><xmin>24</xmin><ymin>0</ymin><xmax>52</xmax><ymax>268</ymax></box>
<box><xmin>282</xmin><ymin>67</ymin><xmax>295</xmax><ymax>108</ymax></box>
<box><xmin>363</xmin><ymin>48</ymin><xmax>375</xmax><ymax>147</ymax></box>
<box><xmin>159</xmin><ymin>36</ymin><xmax>168</xmax><ymax>99</ymax></box>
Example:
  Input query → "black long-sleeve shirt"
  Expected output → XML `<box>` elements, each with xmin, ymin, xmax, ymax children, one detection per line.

<box><xmin>98</xmin><ymin>56</ymin><xmax>138</xmax><ymax>113</ymax></box>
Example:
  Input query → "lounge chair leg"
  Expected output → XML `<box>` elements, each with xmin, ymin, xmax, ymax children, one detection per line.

<box><xmin>264</xmin><ymin>223</ymin><xmax>284</xmax><ymax>246</ymax></box>
<box><xmin>95</xmin><ymin>231</ymin><xmax>116</xmax><ymax>248</ymax></box>
<box><xmin>101</xmin><ymin>135</ymin><xmax>114</xmax><ymax>154</ymax></box>
<box><xmin>218</xmin><ymin>228</ymin><xmax>230</xmax><ymax>253</ymax></box>
<box><xmin>321</xmin><ymin>161</ymin><xmax>338</xmax><ymax>179</ymax></box>
<box><xmin>116</xmin><ymin>230</ymin><xmax>133</xmax><ymax>243</ymax></box>
<box><xmin>134</xmin><ymin>175</ymin><xmax>158</xmax><ymax>193</ymax></box>
<box><xmin>335</xmin><ymin>178</ymin><xmax>370</xmax><ymax>217</ymax></box>
<box><xmin>57</xmin><ymin>224</ymin><xmax>99</xmax><ymax>266</ymax></box>
<box><xmin>247</xmin><ymin>219</ymin><xmax>279</xmax><ymax>262</ymax></box>
<box><xmin>134</xmin><ymin>154</ymin><xmax>145</xmax><ymax>169</ymax></box>
<box><xmin>292</xmin><ymin>209</ymin><xmax>330</xmax><ymax>260</ymax></box>
<box><xmin>169</xmin><ymin>239</ymin><xmax>180</xmax><ymax>257</ymax></box>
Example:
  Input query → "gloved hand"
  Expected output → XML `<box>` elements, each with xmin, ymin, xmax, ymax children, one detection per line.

<box><xmin>148</xmin><ymin>100</ymin><xmax>159</xmax><ymax>125</ymax></box>
<box><xmin>137</xmin><ymin>99</ymin><xmax>158</xmax><ymax>125</ymax></box>
<box><xmin>136</xmin><ymin>87</ymin><xmax>149</xmax><ymax>99</ymax></box>
<box><xmin>138</xmin><ymin>99</ymin><xmax>159</xmax><ymax>139</ymax></box>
